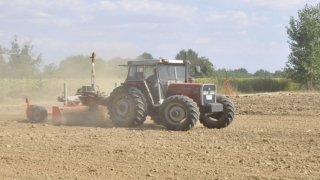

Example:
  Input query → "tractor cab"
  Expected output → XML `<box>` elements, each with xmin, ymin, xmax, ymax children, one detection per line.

<box><xmin>123</xmin><ymin>59</ymin><xmax>192</xmax><ymax>106</ymax></box>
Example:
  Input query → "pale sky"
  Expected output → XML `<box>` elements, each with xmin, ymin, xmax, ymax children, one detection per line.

<box><xmin>0</xmin><ymin>0</ymin><xmax>319</xmax><ymax>73</ymax></box>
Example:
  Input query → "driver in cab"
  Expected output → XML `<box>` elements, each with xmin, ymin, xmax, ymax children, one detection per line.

<box><xmin>147</xmin><ymin>68</ymin><xmax>158</xmax><ymax>88</ymax></box>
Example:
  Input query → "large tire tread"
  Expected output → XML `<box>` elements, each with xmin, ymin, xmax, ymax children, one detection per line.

<box><xmin>200</xmin><ymin>95</ymin><xmax>235</xmax><ymax>129</ymax></box>
<box><xmin>107</xmin><ymin>86</ymin><xmax>147</xmax><ymax>127</ymax></box>
<box><xmin>160</xmin><ymin>95</ymin><xmax>199</xmax><ymax>131</ymax></box>
<box><xmin>30</xmin><ymin>105</ymin><xmax>48</xmax><ymax>123</ymax></box>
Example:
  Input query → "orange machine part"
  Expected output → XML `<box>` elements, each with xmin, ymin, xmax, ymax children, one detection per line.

<box><xmin>225</xmin><ymin>77</ymin><xmax>237</xmax><ymax>98</ymax></box>
<box><xmin>26</xmin><ymin>97</ymin><xmax>91</xmax><ymax>121</ymax></box>
<box><xmin>52</xmin><ymin>106</ymin><xmax>88</xmax><ymax>121</ymax></box>
<box><xmin>25</xmin><ymin>98</ymin><xmax>32</xmax><ymax>117</ymax></box>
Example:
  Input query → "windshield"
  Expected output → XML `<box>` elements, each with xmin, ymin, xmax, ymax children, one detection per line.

<box><xmin>127</xmin><ymin>66</ymin><xmax>144</xmax><ymax>80</ymax></box>
<box><xmin>157</xmin><ymin>64</ymin><xmax>188</xmax><ymax>81</ymax></box>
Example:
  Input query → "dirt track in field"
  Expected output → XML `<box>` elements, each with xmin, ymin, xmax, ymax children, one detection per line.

<box><xmin>0</xmin><ymin>92</ymin><xmax>320</xmax><ymax>180</ymax></box>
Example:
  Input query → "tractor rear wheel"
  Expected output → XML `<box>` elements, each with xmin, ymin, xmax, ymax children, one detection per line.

<box><xmin>160</xmin><ymin>95</ymin><xmax>199</xmax><ymax>131</ymax></box>
<box><xmin>200</xmin><ymin>95</ymin><xmax>235</xmax><ymax>129</ymax></box>
<box><xmin>107</xmin><ymin>86</ymin><xmax>147</xmax><ymax>127</ymax></box>
<box><xmin>29</xmin><ymin>105</ymin><xmax>48</xmax><ymax>122</ymax></box>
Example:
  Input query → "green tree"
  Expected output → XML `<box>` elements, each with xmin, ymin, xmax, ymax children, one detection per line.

<box><xmin>232</xmin><ymin>68</ymin><xmax>252</xmax><ymax>78</ymax></box>
<box><xmin>285</xmin><ymin>3</ymin><xmax>320</xmax><ymax>90</ymax></box>
<box><xmin>135</xmin><ymin>52</ymin><xmax>154</xmax><ymax>60</ymax></box>
<box><xmin>273</xmin><ymin>70</ymin><xmax>285</xmax><ymax>77</ymax></box>
<box><xmin>4</xmin><ymin>35</ymin><xmax>42</xmax><ymax>78</ymax></box>
<box><xmin>105</xmin><ymin>57</ymin><xmax>131</xmax><ymax>78</ymax></box>
<box><xmin>214</xmin><ymin>68</ymin><xmax>253</xmax><ymax>78</ymax></box>
<box><xmin>42</xmin><ymin>63</ymin><xmax>58</xmax><ymax>78</ymax></box>
<box><xmin>234</xmin><ymin>68</ymin><xmax>249</xmax><ymax>76</ymax></box>
<box><xmin>56</xmin><ymin>55</ymin><xmax>107</xmax><ymax>78</ymax></box>
<box><xmin>175</xmin><ymin>49</ymin><xmax>214</xmax><ymax>77</ymax></box>
<box><xmin>253</xmin><ymin>69</ymin><xmax>271</xmax><ymax>77</ymax></box>
<box><xmin>214</xmin><ymin>68</ymin><xmax>231</xmax><ymax>78</ymax></box>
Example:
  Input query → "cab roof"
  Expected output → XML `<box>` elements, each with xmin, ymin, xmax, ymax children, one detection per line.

<box><xmin>124</xmin><ymin>59</ymin><xmax>186</xmax><ymax>66</ymax></box>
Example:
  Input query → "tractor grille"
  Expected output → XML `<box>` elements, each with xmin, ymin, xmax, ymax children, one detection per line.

<box><xmin>201</xmin><ymin>84</ymin><xmax>217</xmax><ymax>106</ymax></box>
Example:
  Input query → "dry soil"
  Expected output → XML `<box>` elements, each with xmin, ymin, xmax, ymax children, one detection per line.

<box><xmin>0</xmin><ymin>92</ymin><xmax>320</xmax><ymax>180</ymax></box>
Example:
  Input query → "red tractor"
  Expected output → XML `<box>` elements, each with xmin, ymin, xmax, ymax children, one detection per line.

<box><xmin>107</xmin><ymin>58</ymin><xmax>235</xmax><ymax>131</ymax></box>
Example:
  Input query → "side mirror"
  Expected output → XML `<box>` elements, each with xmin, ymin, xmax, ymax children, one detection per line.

<box><xmin>195</xmin><ymin>66</ymin><xmax>201</xmax><ymax>73</ymax></box>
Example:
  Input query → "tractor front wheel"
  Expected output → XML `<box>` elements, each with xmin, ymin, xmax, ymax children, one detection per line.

<box><xmin>160</xmin><ymin>95</ymin><xmax>199</xmax><ymax>131</ymax></box>
<box><xmin>200</xmin><ymin>95</ymin><xmax>235</xmax><ymax>129</ymax></box>
<box><xmin>107</xmin><ymin>86</ymin><xmax>147</xmax><ymax>127</ymax></box>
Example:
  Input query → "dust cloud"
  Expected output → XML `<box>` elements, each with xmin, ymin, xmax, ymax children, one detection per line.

<box><xmin>46</xmin><ymin>107</ymin><xmax>115</xmax><ymax>128</ymax></box>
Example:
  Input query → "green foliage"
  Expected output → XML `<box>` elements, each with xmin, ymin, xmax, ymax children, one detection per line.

<box><xmin>215</xmin><ymin>68</ymin><xmax>253</xmax><ymax>78</ymax></box>
<box><xmin>235</xmin><ymin>68</ymin><xmax>252</xmax><ymax>77</ymax></box>
<box><xmin>241</xmin><ymin>78</ymin><xmax>295</xmax><ymax>92</ymax></box>
<box><xmin>253</xmin><ymin>69</ymin><xmax>272</xmax><ymax>77</ymax></box>
<box><xmin>54</xmin><ymin>55</ymin><xmax>119</xmax><ymax>78</ymax></box>
<box><xmin>46</xmin><ymin>53</ymin><xmax>150</xmax><ymax>79</ymax></box>
<box><xmin>175</xmin><ymin>49</ymin><xmax>214</xmax><ymax>78</ymax></box>
<box><xmin>42</xmin><ymin>63</ymin><xmax>58</xmax><ymax>78</ymax></box>
<box><xmin>214</xmin><ymin>68</ymin><xmax>284</xmax><ymax>78</ymax></box>
<box><xmin>195</xmin><ymin>77</ymin><xmax>296</xmax><ymax>94</ymax></box>
<box><xmin>273</xmin><ymin>70</ymin><xmax>285</xmax><ymax>78</ymax></box>
<box><xmin>285</xmin><ymin>3</ymin><xmax>320</xmax><ymax>90</ymax></box>
<box><xmin>42</xmin><ymin>52</ymin><xmax>156</xmax><ymax>79</ymax></box>
<box><xmin>135</xmin><ymin>52</ymin><xmax>154</xmax><ymax>60</ymax></box>
<box><xmin>2</xmin><ymin>35</ymin><xmax>42</xmax><ymax>78</ymax></box>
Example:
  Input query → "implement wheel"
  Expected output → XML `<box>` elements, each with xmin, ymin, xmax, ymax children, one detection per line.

<box><xmin>107</xmin><ymin>86</ymin><xmax>147</xmax><ymax>127</ymax></box>
<box><xmin>27</xmin><ymin>105</ymin><xmax>37</xmax><ymax>121</ymax></box>
<box><xmin>200</xmin><ymin>95</ymin><xmax>235</xmax><ymax>129</ymax></box>
<box><xmin>160</xmin><ymin>95</ymin><xmax>199</xmax><ymax>131</ymax></box>
<box><xmin>29</xmin><ymin>105</ymin><xmax>48</xmax><ymax>122</ymax></box>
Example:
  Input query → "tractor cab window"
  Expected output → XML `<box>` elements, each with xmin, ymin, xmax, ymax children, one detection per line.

<box><xmin>145</xmin><ymin>66</ymin><xmax>157</xmax><ymax>78</ymax></box>
<box><xmin>127</xmin><ymin>65</ymin><xmax>144</xmax><ymax>80</ymax></box>
<box><xmin>157</xmin><ymin>64</ymin><xmax>188</xmax><ymax>82</ymax></box>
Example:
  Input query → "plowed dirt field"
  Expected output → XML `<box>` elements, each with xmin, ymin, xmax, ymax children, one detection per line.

<box><xmin>0</xmin><ymin>92</ymin><xmax>320</xmax><ymax>180</ymax></box>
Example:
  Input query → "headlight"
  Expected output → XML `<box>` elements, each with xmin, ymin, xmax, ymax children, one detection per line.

<box><xmin>203</xmin><ymin>91</ymin><xmax>215</xmax><ymax>95</ymax></box>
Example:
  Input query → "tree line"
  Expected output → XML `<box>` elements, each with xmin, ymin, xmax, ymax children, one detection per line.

<box><xmin>0</xmin><ymin>36</ymin><xmax>283</xmax><ymax>79</ymax></box>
